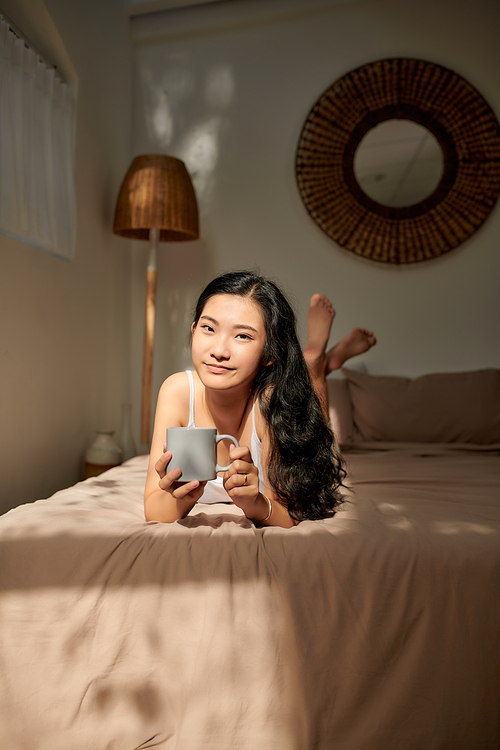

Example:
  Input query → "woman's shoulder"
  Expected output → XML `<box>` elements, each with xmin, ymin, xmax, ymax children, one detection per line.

<box><xmin>160</xmin><ymin>370</ymin><xmax>190</xmax><ymax>389</ymax></box>
<box><xmin>157</xmin><ymin>371</ymin><xmax>191</xmax><ymax>410</ymax></box>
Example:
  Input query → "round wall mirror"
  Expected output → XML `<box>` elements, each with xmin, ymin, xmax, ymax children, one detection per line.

<box><xmin>295</xmin><ymin>58</ymin><xmax>500</xmax><ymax>264</ymax></box>
<box><xmin>354</xmin><ymin>120</ymin><xmax>444</xmax><ymax>207</ymax></box>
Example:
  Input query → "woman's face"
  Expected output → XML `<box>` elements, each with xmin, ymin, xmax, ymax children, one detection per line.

<box><xmin>191</xmin><ymin>294</ymin><xmax>267</xmax><ymax>392</ymax></box>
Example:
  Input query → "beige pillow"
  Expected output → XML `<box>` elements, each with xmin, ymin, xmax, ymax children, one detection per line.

<box><xmin>327</xmin><ymin>377</ymin><xmax>355</xmax><ymax>444</ymax></box>
<box><xmin>343</xmin><ymin>368</ymin><xmax>500</xmax><ymax>444</ymax></box>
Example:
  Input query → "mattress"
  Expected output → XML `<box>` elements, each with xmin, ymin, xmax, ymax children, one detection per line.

<box><xmin>0</xmin><ymin>443</ymin><xmax>499</xmax><ymax>749</ymax></box>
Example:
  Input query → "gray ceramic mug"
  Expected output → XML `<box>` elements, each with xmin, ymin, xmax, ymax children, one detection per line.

<box><xmin>166</xmin><ymin>427</ymin><xmax>240</xmax><ymax>482</ymax></box>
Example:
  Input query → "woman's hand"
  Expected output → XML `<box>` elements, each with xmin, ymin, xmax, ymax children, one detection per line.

<box><xmin>155</xmin><ymin>444</ymin><xmax>207</xmax><ymax>506</ymax></box>
<box><xmin>223</xmin><ymin>445</ymin><xmax>270</xmax><ymax>522</ymax></box>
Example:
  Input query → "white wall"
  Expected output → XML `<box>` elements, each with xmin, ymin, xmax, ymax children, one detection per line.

<box><xmin>0</xmin><ymin>0</ymin><xmax>133</xmax><ymax>512</ymax></box>
<box><xmin>3</xmin><ymin>0</ymin><xmax>496</xmax><ymax>505</ymax></box>
<box><xmin>130</xmin><ymin>0</ymin><xmax>500</xmax><ymax>448</ymax></box>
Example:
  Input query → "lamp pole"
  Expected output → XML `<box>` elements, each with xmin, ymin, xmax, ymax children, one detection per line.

<box><xmin>141</xmin><ymin>227</ymin><xmax>159</xmax><ymax>444</ymax></box>
<box><xmin>113</xmin><ymin>154</ymin><xmax>199</xmax><ymax>448</ymax></box>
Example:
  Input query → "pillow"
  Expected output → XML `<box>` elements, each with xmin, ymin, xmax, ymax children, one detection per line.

<box><xmin>342</xmin><ymin>368</ymin><xmax>500</xmax><ymax>444</ymax></box>
<box><xmin>327</xmin><ymin>377</ymin><xmax>356</xmax><ymax>445</ymax></box>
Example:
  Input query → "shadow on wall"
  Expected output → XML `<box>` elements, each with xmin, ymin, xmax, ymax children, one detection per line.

<box><xmin>155</xmin><ymin>237</ymin><xmax>213</xmax><ymax>377</ymax></box>
<box><xmin>139</xmin><ymin>58</ymin><xmax>235</xmax><ymax>208</ymax></box>
<box><xmin>136</xmin><ymin>55</ymin><xmax>236</xmax><ymax>382</ymax></box>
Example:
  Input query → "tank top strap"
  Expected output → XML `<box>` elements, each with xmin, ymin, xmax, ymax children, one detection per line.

<box><xmin>186</xmin><ymin>370</ymin><xmax>195</xmax><ymax>428</ymax></box>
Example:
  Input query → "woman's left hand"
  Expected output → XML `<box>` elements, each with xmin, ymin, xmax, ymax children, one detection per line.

<box><xmin>223</xmin><ymin>445</ymin><xmax>261</xmax><ymax>514</ymax></box>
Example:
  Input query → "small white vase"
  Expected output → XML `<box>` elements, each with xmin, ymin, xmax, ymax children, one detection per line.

<box><xmin>84</xmin><ymin>430</ymin><xmax>123</xmax><ymax>479</ymax></box>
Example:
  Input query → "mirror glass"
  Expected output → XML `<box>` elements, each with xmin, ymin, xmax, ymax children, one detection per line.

<box><xmin>354</xmin><ymin>119</ymin><xmax>444</xmax><ymax>207</ymax></box>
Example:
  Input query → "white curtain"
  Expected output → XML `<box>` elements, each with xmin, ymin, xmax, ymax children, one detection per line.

<box><xmin>0</xmin><ymin>16</ymin><xmax>76</xmax><ymax>260</ymax></box>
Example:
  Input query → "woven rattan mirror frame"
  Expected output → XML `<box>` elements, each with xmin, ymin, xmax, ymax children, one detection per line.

<box><xmin>295</xmin><ymin>58</ymin><xmax>500</xmax><ymax>264</ymax></box>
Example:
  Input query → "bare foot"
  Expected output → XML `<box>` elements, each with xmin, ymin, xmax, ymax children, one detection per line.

<box><xmin>326</xmin><ymin>328</ymin><xmax>377</xmax><ymax>373</ymax></box>
<box><xmin>303</xmin><ymin>294</ymin><xmax>336</xmax><ymax>378</ymax></box>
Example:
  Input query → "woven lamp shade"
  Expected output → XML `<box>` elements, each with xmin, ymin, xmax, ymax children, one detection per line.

<box><xmin>113</xmin><ymin>154</ymin><xmax>199</xmax><ymax>241</ymax></box>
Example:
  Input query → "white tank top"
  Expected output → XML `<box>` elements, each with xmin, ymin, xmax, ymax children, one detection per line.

<box><xmin>185</xmin><ymin>370</ymin><xmax>265</xmax><ymax>504</ymax></box>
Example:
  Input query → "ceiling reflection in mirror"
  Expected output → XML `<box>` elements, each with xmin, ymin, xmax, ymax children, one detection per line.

<box><xmin>354</xmin><ymin>120</ymin><xmax>443</xmax><ymax>208</ymax></box>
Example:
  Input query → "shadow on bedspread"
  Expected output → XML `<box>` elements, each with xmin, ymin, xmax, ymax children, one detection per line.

<box><xmin>0</xmin><ymin>450</ymin><xmax>499</xmax><ymax>750</ymax></box>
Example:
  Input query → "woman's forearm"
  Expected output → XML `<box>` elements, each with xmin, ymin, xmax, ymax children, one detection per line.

<box><xmin>245</xmin><ymin>493</ymin><xmax>298</xmax><ymax>528</ymax></box>
<box><xmin>144</xmin><ymin>490</ymin><xmax>197</xmax><ymax>523</ymax></box>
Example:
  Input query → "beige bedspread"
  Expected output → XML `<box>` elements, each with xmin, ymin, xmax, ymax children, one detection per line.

<box><xmin>0</xmin><ymin>444</ymin><xmax>499</xmax><ymax>749</ymax></box>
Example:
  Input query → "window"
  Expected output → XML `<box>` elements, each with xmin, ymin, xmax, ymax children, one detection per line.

<box><xmin>0</xmin><ymin>14</ymin><xmax>76</xmax><ymax>260</ymax></box>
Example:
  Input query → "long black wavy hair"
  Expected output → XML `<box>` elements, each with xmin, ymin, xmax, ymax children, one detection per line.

<box><xmin>192</xmin><ymin>270</ymin><xmax>346</xmax><ymax>521</ymax></box>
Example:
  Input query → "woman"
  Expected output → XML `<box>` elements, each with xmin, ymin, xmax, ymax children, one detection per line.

<box><xmin>144</xmin><ymin>271</ymin><xmax>375</xmax><ymax>527</ymax></box>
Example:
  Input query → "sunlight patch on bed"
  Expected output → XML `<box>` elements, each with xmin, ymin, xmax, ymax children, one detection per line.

<box><xmin>388</xmin><ymin>517</ymin><xmax>414</xmax><ymax>531</ymax></box>
<box><xmin>432</xmin><ymin>521</ymin><xmax>497</xmax><ymax>535</ymax></box>
<box><xmin>376</xmin><ymin>503</ymin><xmax>413</xmax><ymax>531</ymax></box>
<box><xmin>378</xmin><ymin>502</ymin><xmax>405</xmax><ymax>515</ymax></box>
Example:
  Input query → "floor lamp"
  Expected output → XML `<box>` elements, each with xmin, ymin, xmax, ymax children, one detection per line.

<box><xmin>113</xmin><ymin>154</ymin><xmax>199</xmax><ymax>445</ymax></box>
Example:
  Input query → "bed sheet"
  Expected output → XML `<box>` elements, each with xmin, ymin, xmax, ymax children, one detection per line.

<box><xmin>0</xmin><ymin>445</ymin><xmax>499</xmax><ymax>749</ymax></box>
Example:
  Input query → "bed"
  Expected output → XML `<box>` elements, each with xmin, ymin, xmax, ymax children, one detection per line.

<box><xmin>0</xmin><ymin>368</ymin><xmax>499</xmax><ymax>749</ymax></box>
